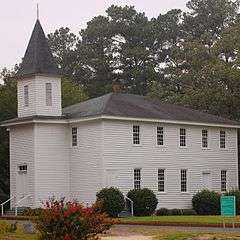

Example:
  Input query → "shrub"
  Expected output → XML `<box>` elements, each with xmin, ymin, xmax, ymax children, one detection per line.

<box><xmin>21</xmin><ymin>207</ymin><xmax>44</xmax><ymax>216</ymax></box>
<box><xmin>169</xmin><ymin>208</ymin><xmax>182</xmax><ymax>215</ymax></box>
<box><xmin>192</xmin><ymin>190</ymin><xmax>220</xmax><ymax>215</ymax></box>
<box><xmin>156</xmin><ymin>208</ymin><xmax>169</xmax><ymax>216</ymax></box>
<box><xmin>225</xmin><ymin>190</ymin><xmax>240</xmax><ymax>215</ymax></box>
<box><xmin>127</xmin><ymin>188</ymin><xmax>158</xmax><ymax>216</ymax></box>
<box><xmin>34</xmin><ymin>198</ymin><xmax>112</xmax><ymax>240</ymax></box>
<box><xmin>182</xmin><ymin>209</ymin><xmax>197</xmax><ymax>215</ymax></box>
<box><xmin>0</xmin><ymin>221</ymin><xmax>16</xmax><ymax>234</ymax></box>
<box><xmin>96</xmin><ymin>187</ymin><xmax>125</xmax><ymax>217</ymax></box>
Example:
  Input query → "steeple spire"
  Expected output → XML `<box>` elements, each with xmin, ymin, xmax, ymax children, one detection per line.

<box><xmin>16</xmin><ymin>19</ymin><xmax>60</xmax><ymax>78</ymax></box>
<box><xmin>37</xmin><ymin>3</ymin><xmax>39</xmax><ymax>20</ymax></box>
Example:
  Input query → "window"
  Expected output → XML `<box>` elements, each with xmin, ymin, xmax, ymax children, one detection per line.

<box><xmin>202</xmin><ymin>129</ymin><xmax>208</xmax><ymax>148</ymax></box>
<box><xmin>221</xmin><ymin>170</ymin><xmax>227</xmax><ymax>192</ymax></box>
<box><xmin>181</xmin><ymin>169</ymin><xmax>187</xmax><ymax>192</ymax></box>
<box><xmin>220</xmin><ymin>131</ymin><xmax>226</xmax><ymax>149</ymax></box>
<box><xmin>18</xmin><ymin>164</ymin><xmax>27</xmax><ymax>173</ymax></box>
<box><xmin>46</xmin><ymin>83</ymin><xmax>52</xmax><ymax>106</ymax></box>
<box><xmin>157</xmin><ymin>127</ymin><xmax>164</xmax><ymax>146</ymax></box>
<box><xmin>24</xmin><ymin>85</ymin><xmax>29</xmax><ymax>107</ymax></box>
<box><xmin>158</xmin><ymin>169</ymin><xmax>165</xmax><ymax>192</ymax></box>
<box><xmin>180</xmin><ymin>128</ymin><xmax>186</xmax><ymax>147</ymax></box>
<box><xmin>133</xmin><ymin>125</ymin><xmax>140</xmax><ymax>145</ymax></box>
<box><xmin>72</xmin><ymin>127</ymin><xmax>78</xmax><ymax>146</ymax></box>
<box><xmin>134</xmin><ymin>168</ymin><xmax>141</xmax><ymax>189</ymax></box>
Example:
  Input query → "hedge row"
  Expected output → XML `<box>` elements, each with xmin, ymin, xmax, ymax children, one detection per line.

<box><xmin>156</xmin><ymin>208</ymin><xmax>197</xmax><ymax>216</ymax></box>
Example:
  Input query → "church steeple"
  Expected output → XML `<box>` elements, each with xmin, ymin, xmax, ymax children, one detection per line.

<box><xmin>17</xmin><ymin>19</ymin><xmax>62</xmax><ymax>118</ymax></box>
<box><xmin>16</xmin><ymin>19</ymin><xmax>60</xmax><ymax>78</ymax></box>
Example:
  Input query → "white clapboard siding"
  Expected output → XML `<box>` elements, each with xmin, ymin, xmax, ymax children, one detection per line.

<box><xmin>18</xmin><ymin>75</ymin><xmax>62</xmax><ymax>118</ymax></box>
<box><xmin>34</xmin><ymin>123</ymin><xmax>70</xmax><ymax>206</ymax></box>
<box><xmin>9</xmin><ymin>125</ymin><xmax>35</xmax><ymax>208</ymax></box>
<box><xmin>102</xmin><ymin>120</ymin><xmax>238</xmax><ymax>209</ymax></box>
<box><xmin>70</xmin><ymin>120</ymin><xmax>104</xmax><ymax>205</ymax></box>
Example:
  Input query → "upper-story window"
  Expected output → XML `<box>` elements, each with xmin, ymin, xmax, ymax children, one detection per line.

<box><xmin>181</xmin><ymin>169</ymin><xmax>187</xmax><ymax>192</ymax></box>
<box><xmin>46</xmin><ymin>83</ymin><xmax>52</xmax><ymax>106</ymax></box>
<box><xmin>180</xmin><ymin>128</ymin><xmax>186</xmax><ymax>147</ymax></box>
<box><xmin>72</xmin><ymin>127</ymin><xmax>78</xmax><ymax>147</ymax></box>
<box><xmin>134</xmin><ymin>168</ymin><xmax>141</xmax><ymax>189</ymax></box>
<box><xmin>202</xmin><ymin>129</ymin><xmax>208</xmax><ymax>148</ymax></box>
<box><xmin>24</xmin><ymin>85</ymin><xmax>29</xmax><ymax>107</ymax></box>
<box><xmin>221</xmin><ymin>170</ymin><xmax>227</xmax><ymax>192</ymax></box>
<box><xmin>220</xmin><ymin>130</ymin><xmax>226</xmax><ymax>149</ymax></box>
<box><xmin>133</xmin><ymin>125</ymin><xmax>140</xmax><ymax>145</ymax></box>
<box><xmin>157</xmin><ymin>127</ymin><xmax>164</xmax><ymax>146</ymax></box>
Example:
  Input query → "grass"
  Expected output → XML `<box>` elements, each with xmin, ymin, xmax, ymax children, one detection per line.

<box><xmin>119</xmin><ymin>215</ymin><xmax>240</xmax><ymax>225</ymax></box>
<box><xmin>0</xmin><ymin>221</ymin><xmax>37</xmax><ymax>240</ymax></box>
<box><xmin>154</xmin><ymin>232</ymin><xmax>240</xmax><ymax>240</ymax></box>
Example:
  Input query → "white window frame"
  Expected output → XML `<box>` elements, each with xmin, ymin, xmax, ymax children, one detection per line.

<box><xmin>72</xmin><ymin>127</ymin><xmax>78</xmax><ymax>147</ymax></box>
<box><xmin>157</xmin><ymin>126</ymin><xmax>164</xmax><ymax>146</ymax></box>
<box><xmin>133</xmin><ymin>125</ymin><xmax>140</xmax><ymax>145</ymax></box>
<box><xmin>24</xmin><ymin>85</ymin><xmax>29</xmax><ymax>107</ymax></box>
<box><xmin>221</xmin><ymin>170</ymin><xmax>227</xmax><ymax>192</ymax></box>
<box><xmin>46</xmin><ymin>83</ymin><xmax>52</xmax><ymax>106</ymax></box>
<box><xmin>202</xmin><ymin>129</ymin><xmax>208</xmax><ymax>148</ymax></box>
<box><xmin>220</xmin><ymin>130</ymin><xmax>226</xmax><ymax>149</ymax></box>
<box><xmin>134</xmin><ymin>168</ymin><xmax>141</xmax><ymax>189</ymax></box>
<box><xmin>180</xmin><ymin>169</ymin><xmax>187</xmax><ymax>193</ymax></box>
<box><xmin>158</xmin><ymin>168</ymin><xmax>165</xmax><ymax>192</ymax></box>
<box><xmin>179</xmin><ymin>128</ymin><xmax>186</xmax><ymax>147</ymax></box>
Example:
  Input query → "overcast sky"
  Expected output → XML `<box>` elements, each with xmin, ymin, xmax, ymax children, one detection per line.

<box><xmin>0</xmin><ymin>0</ymin><xmax>188</xmax><ymax>70</ymax></box>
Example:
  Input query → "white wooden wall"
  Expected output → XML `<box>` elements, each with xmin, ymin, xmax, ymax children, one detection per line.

<box><xmin>17</xmin><ymin>75</ymin><xmax>62</xmax><ymax>118</ymax></box>
<box><xmin>102</xmin><ymin>120</ymin><xmax>238</xmax><ymax>209</ymax></box>
<box><xmin>69</xmin><ymin>120</ymin><xmax>104</xmax><ymax>205</ymax></box>
<box><xmin>9</xmin><ymin>125</ymin><xmax>35</xmax><ymax>207</ymax></box>
<box><xmin>34</xmin><ymin>123</ymin><xmax>70</xmax><ymax>206</ymax></box>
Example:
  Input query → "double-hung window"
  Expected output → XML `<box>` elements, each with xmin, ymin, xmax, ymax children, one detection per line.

<box><xmin>181</xmin><ymin>169</ymin><xmax>187</xmax><ymax>192</ymax></box>
<box><xmin>180</xmin><ymin>128</ymin><xmax>186</xmax><ymax>147</ymax></box>
<box><xmin>134</xmin><ymin>168</ymin><xmax>141</xmax><ymax>189</ymax></box>
<box><xmin>72</xmin><ymin>127</ymin><xmax>78</xmax><ymax>147</ymax></box>
<box><xmin>202</xmin><ymin>129</ymin><xmax>208</xmax><ymax>148</ymax></box>
<box><xmin>133</xmin><ymin>125</ymin><xmax>140</xmax><ymax>145</ymax></box>
<box><xmin>221</xmin><ymin>170</ymin><xmax>227</xmax><ymax>192</ymax></box>
<box><xmin>46</xmin><ymin>83</ymin><xmax>52</xmax><ymax>106</ymax></box>
<box><xmin>158</xmin><ymin>169</ymin><xmax>165</xmax><ymax>192</ymax></box>
<box><xmin>157</xmin><ymin>127</ymin><xmax>164</xmax><ymax>146</ymax></box>
<box><xmin>220</xmin><ymin>131</ymin><xmax>226</xmax><ymax>149</ymax></box>
<box><xmin>24</xmin><ymin>85</ymin><xmax>29</xmax><ymax>107</ymax></box>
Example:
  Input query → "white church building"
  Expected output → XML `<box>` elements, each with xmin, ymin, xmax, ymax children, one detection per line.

<box><xmin>1</xmin><ymin>19</ymin><xmax>240</xmax><ymax>211</ymax></box>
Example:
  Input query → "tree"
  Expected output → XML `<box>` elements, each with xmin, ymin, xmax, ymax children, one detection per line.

<box><xmin>47</xmin><ymin>27</ymin><xmax>78</xmax><ymax>77</ymax></box>
<box><xmin>107</xmin><ymin>5</ymin><xmax>159</xmax><ymax>95</ymax></box>
<box><xmin>0</xmin><ymin>68</ymin><xmax>17</xmax><ymax>201</ymax></box>
<box><xmin>77</xmin><ymin>15</ymin><xmax>116</xmax><ymax>97</ymax></box>
<box><xmin>183</xmin><ymin>0</ymin><xmax>239</xmax><ymax>44</ymax></box>
<box><xmin>62</xmin><ymin>78</ymin><xmax>88</xmax><ymax>107</ymax></box>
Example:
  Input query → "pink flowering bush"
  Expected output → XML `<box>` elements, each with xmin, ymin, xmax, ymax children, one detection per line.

<box><xmin>35</xmin><ymin>198</ymin><xmax>112</xmax><ymax>240</ymax></box>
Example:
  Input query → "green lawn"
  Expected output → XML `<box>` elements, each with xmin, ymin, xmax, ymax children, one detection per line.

<box><xmin>119</xmin><ymin>215</ymin><xmax>240</xmax><ymax>225</ymax></box>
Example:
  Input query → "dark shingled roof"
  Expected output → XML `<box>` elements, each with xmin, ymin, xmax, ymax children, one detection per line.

<box><xmin>16</xmin><ymin>19</ymin><xmax>60</xmax><ymax>78</ymax></box>
<box><xmin>63</xmin><ymin>93</ymin><xmax>240</xmax><ymax>126</ymax></box>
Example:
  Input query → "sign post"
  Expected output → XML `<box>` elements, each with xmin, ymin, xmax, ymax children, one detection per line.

<box><xmin>221</xmin><ymin>196</ymin><xmax>236</xmax><ymax>228</ymax></box>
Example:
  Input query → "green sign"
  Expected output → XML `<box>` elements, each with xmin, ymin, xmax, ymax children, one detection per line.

<box><xmin>221</xmin><ymin>196</ymin><xmax>236</xmax><ymax>217</ymax></box>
